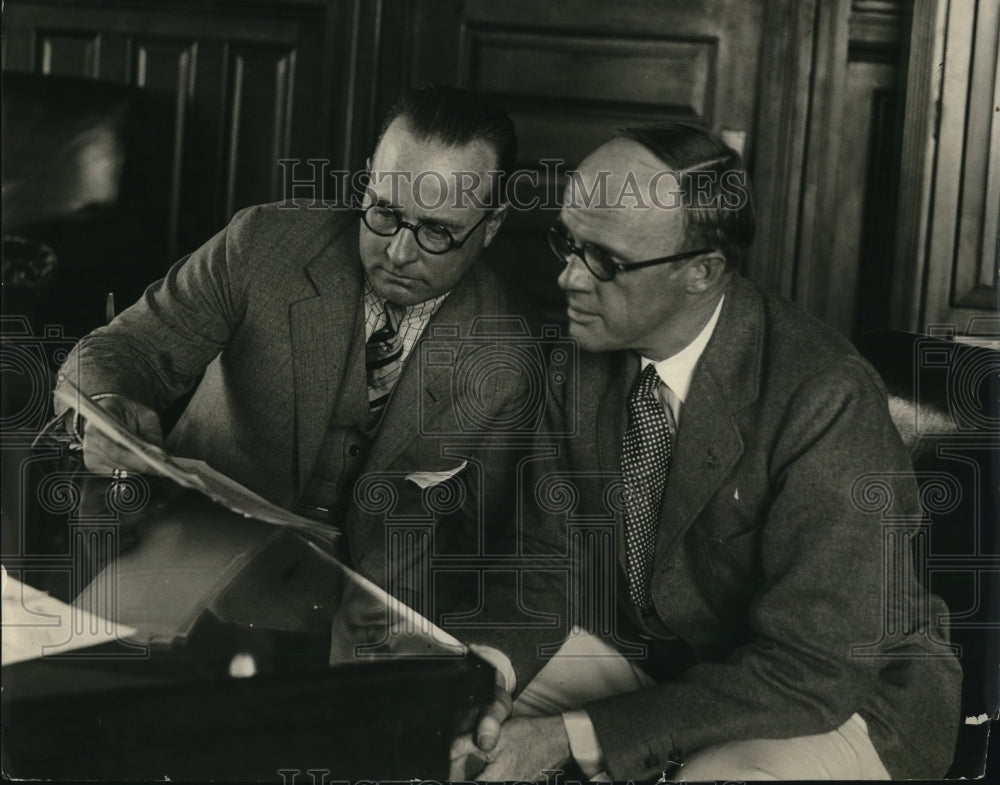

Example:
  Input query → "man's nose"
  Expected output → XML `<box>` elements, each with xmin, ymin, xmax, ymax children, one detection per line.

<box><xmin>557</xmin><ymin>255</ymin><xmax>592</xmax><ymax>291</ymax></box>
<box><xmin>386</xmin><ymin>227</ymin><xmax>420</xmax><ymax>264</ymax></box>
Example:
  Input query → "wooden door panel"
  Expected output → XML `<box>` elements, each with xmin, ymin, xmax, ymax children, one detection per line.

<box><xmin>224</xmin><ymin>45</ymin><xmax>297</xmax><ymax>217</ymax></box>
<box><xmin>468</xmin><ymin>30</ymin><xmax>717</xmax><ymax>167</ymax></box>
<box><xmin>129</xmin><ymin>37</ymin><xmax>197</xmax><ymax>260</ymax></box>
<box><xmin>458</xmin><ymin>0</ymin><xmax>763</xmax><ymax>135</ymax></box>
<box><xmin>468</xmin><ymin>32</ymin><xmax>715</xmax><ymax>114</ymax></box>
<box><xmin>38</xmin><ymin>31</ymin><xmax>102</xmax><ymax>77</ymax></box>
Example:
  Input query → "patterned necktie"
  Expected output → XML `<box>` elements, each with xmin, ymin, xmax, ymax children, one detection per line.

<box><xmin>622</xmin><ymin>364</ymin><xmax>673</xmax><ymax>612</ymax></box>
<box><xmin>365</xmin><ymin>301</ymin><xmax>405</xmax><ymax>424</ymax></box>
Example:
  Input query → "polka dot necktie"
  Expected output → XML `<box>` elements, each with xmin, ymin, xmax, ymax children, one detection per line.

<box><xmin>622</xmin><ymin>364</ymin><xmax>673</xmax><ymax>612</ymax></box>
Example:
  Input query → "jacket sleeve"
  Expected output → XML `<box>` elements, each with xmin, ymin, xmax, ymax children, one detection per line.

<box><xmin>55</xmin><ymin>206</ymin><xmax>258</xmax><ymax>411</ymax></box>
<box><xmin>585</xmin><ymin>356</ymin><xmax>961</xmax><ymax>779</ymax></box>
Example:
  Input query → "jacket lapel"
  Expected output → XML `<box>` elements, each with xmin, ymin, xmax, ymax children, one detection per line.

<box><xmin>364</xmin><ymin>266</ymin><xmax>485</xmax><ymax>472</ymax></box>
<box><xmin>290</xmin><ymin>224</ymin><xmax>365</xmax><ymax>487</ymax></box>
<box><xmin>654</xmin><ymin>276</ymin><xmax>763</xmax><ymax>561</ymax></box>
<box><xmin>595</xmin><ymin>352</ymin><xmax>636</xmax><ymax>569</ymax></box>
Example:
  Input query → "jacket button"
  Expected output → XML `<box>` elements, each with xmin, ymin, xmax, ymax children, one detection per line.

<box><xmin>348</xmin><ymin>444</ymin><xmax>362</xmax><ymax>457</ymax></box>
<box><xmin>643</xmin><ymin>753</ymin><xmax>659</xmax><ymax>769</ymax></box>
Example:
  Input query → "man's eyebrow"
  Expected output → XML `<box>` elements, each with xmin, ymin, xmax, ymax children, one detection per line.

<box><xmin>371</xmin><ymin>200</ymin><xmax>466</xmax><ymax>231</ymax></box>
<box><xmin>561</xmin><ymin>219</ymin><xmax>634</xmax><ymax>262</ymax></box>
<box><xmin>414</xmin><ymin>213</ymin><xmax>465</xmax><ymax>231</ymax></box>
<box><xmin>556</xmin><ymin>219</ymin><xmax>587</xmax><ymax>246</ymax></box>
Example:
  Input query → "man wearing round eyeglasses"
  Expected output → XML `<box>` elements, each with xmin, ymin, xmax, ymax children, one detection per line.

<box><xmin>452</xmin><ymin>124</ymin><xmax>961</xmax><ymax>781</ymax></box>
<box><xmin>357</xmin><ymin>162</ymin><xmax>499</xmax><ymax>307</ymax></box>
<box><xmin>56</xmin><ymin>86</ymin><xmax>567</xmax><ymax>703</ymax></box>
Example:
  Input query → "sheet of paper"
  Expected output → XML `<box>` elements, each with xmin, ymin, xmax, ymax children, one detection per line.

<box><xmin>1</xmin><ymin>566</ymin><xmax>138</xmax><ymax>665</ymax></box>
<box><xmin>54</xmin><ymin>376</ymin><xmax>339</xmax><ymax>547</ymax></box>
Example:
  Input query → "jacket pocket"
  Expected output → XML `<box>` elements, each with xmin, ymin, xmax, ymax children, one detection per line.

<box><xmin>696</xmin><ymin>524</ymin><xmax>764</xmax><ymax>624</ymax></box>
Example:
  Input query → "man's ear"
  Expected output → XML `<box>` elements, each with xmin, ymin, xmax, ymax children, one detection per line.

<box><xmin>482</xmin><ymin>203</ymin><xmax>509</xmax><ymax>249</ymax></box>
<box><xmin>685</xmin><ymin>252</ymin><xmax>728</xmax><ymax>293</ymax></box>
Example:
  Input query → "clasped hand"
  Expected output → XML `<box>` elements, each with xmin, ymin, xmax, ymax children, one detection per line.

<box><xmin>449</xmin><ymin>686</ymin><xmax>570</xmax><ymax>781</ymax></box>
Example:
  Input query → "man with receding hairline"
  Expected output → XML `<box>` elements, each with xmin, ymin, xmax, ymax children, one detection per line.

<box><xmin>452</xmin><ymin>123</ymin><xmax>961</xmax><ymax>781</ymax></box>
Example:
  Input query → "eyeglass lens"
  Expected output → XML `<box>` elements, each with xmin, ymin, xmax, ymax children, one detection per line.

<box><xmin>547</xmin><ymin>226</ymin><xmax>614</xmax><ymax>280</ymax></box>
<box><xmin>362</xmin><ymin>204</ymin><xmax>456</xmax><ymax>254</ymax></box>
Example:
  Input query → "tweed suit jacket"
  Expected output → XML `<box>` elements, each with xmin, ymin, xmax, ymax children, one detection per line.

<box><xmin>560</xmin><ymin>275</ymin><xmax>962</xmax><ymax>779</ymax></box>
<box><xmin>58</xmin><ymin>202</ymin><xmax>565</xmax><ymax>685</ymax></box>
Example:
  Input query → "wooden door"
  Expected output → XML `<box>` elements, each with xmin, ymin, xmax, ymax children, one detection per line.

<box><xmin>402</xmin><ymin>0</ymin><xmax>767</xmax><ymax>321</ymax></box>
<box><xmin>893</xmin><ymin>0</ymin><xmax>1000</xmax><ymax>337</ymax></box>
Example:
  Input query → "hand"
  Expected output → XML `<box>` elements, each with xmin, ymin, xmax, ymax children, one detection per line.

<box><xmin>448</xmin><ymin>668</ymin><xmax>511</xmax><ymax>779</ymax></box>
<box><xmin>81</xmin><ymin>395</ymin><xmax>165</xmax><ymax>475</ymax></box>
<box><xmin>450</xmin><ymin>714</ymin><xmax>571</xmax><ymax>781</ymax></box>
<box><xmin>476</xmin><ymin>667</ymin><xmax>515</xmax><ymax>751</ymax></box>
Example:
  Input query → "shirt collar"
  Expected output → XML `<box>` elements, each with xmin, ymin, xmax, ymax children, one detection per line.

<box><xmin>640</xmin><ymin>295</ymin><xmax>724</xmax><ymax>403</ymax></box>
<box><xmin>363</xmin><ymin>277</ymin><xmax>449</xmax><ymax>335</ymax></box>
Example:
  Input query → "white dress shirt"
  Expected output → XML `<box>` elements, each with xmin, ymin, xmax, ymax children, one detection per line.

<box><xmin>561</xmin><ymin>295</ymin><xmax>725</xmax><ymax>778</ymax></box>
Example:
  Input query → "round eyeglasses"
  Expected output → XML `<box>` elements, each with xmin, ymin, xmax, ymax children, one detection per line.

<box><xmin>546</xmin><ymin>225</ymin><xmax>712</xmax><ymax>282</ymax></box>
<box><xmin>358</xmin><ymin>202</ymin><xmax>491</xmax><ymax>255</ymax></box>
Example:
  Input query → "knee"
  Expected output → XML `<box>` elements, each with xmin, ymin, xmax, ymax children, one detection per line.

<box><xmin>677</xmin><ymin>741</ymin><xmax>781</xmax><ymax>781</ymax></box>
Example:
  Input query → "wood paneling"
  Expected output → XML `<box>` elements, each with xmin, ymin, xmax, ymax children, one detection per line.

<box><xmin>893</xmin><ymin>0</ymin><xmax>1000</xmax><ymax>334</ymax></box>
<box><xmin>131</xmin><ymin>37</ymin><xmax>197</xmax><ymax>260</ymax></box>
<box><xmin>750</xmin><ymin>0</ymin><xmax>818</xmax><ymax>296</ymax></box>
<box><xmin>853</xmin><ymin>86</ymin><xmax>903</xmax><ymax>335</ymax></box>
<box><xmin>224</xmin><ymin>45</ymin><xmax>297</xmax><ymax>216</ymax></box>
<box><xmin>7</xmin><ymin>0</ymin><xmax>977</xmax><ymax>339</ymax></box>
<box><xmin>457</xmin><ymin>0</ymin><xmax>763</xmax><ymax>136</ymax></box>
<box><xmin>3</xmin><ymin>0</ymin><xmax>333</xmax><ymax>276</ymax></box>
<box><xmin>753</xmin><ymin>0</ymin><xmax>911</xmax><ymax>337</ymax></box>
<box><xmin>941</xmin><ymin>0</ymin><xmax>999</xmax><ymax>312</ymax></box>
<box><xmin>467</xmin><ymin>32</ymin><xmax>715</xmax><ymax>115</ymax></box>
<box><xmin>39</xmin><ymin>31</ymin><xmax>102</xmax><ymax>78</ymax></box>
<box><xmin>808</xmin><ymin>9</ymin><xmax>904</xmax><ymax>337</ymax></box>
<box><xmin>464</xmin><ymin>29</ymin><xmax>716</xmax><ymax>168</ymax></box>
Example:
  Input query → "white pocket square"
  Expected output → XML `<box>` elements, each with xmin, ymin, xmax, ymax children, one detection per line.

<box><xmin>405</xmin><ymin>460</ymin><xmax>468</xmax><ymax>489</ymax></box>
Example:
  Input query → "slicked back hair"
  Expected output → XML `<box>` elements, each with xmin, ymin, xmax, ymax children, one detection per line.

<box><xmin>618</xmin><ymin>122</ymin><xmax>755</xmax><ymax>271</ymax></box>
<box><xmin>376</xmin><ymin>84</ymin><xmax>517</xmax><ymax>208</ymax></box>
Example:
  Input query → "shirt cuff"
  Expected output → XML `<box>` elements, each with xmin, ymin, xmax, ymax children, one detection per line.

<box><xmin>466</xmin><ymin>644</ymin><xmax>517</xmax><ymax>694</ymax></box>
<box><xmin>562</xmin><ymin>709</ymin><xmax>605</xmax><ymax>778</ymax></box>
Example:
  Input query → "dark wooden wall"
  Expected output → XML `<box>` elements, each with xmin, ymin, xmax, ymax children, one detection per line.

<box><xmin>3</xmin><ymin>0</ymin><xmax>994</xmax><ymax>338</ymax></box>
<box><xmin>3</xmin><ymin>0</ymin><xmax>336</xmax><ymax>268</ymax></box>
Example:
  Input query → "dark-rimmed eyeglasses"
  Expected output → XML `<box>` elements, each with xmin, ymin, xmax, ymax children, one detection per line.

<box><xmin>358</xmin><ymin>201</ymin><xmax>490</xmax><ymax>255</ymax></box>
<box><xmin>546</xmin><ymin>224</ymin><xmax>712</xmax><ymax>282</ymax></box>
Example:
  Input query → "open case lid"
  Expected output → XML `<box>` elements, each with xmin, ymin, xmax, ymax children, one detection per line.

<box><xmin>2</xmin><ymin>489</ymin><xmax>493</xmax><ymax>780</ymax></box>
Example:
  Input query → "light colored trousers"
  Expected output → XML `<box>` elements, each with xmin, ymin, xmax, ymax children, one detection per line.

<box><xmin>513</xmin><ymin>628</ymin><xmax>891</xmax><ymax>781</ymax></box>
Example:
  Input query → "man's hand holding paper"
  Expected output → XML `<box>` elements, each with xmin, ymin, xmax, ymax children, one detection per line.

<box><xmin>78</xmin><ymin>393</ymin><xmax>166</xmax><ymax>475</ymax></box>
